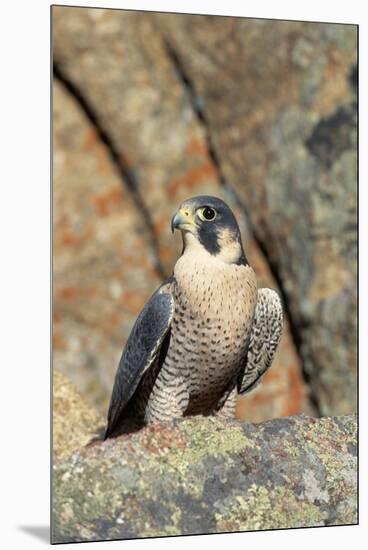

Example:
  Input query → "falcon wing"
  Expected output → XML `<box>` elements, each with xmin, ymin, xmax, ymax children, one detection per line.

<box><xmin>104</xmin><ymin>280</ymin><xmax>175</xmax><ymax>439</ymax></box>
<box><xmin>238</xmin><ymin>288</ymin><xmax>283</xmax><ymax>395</ymax></box>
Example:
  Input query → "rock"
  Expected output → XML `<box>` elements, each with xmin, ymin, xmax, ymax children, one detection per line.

<box><xmin>155</xmin><ymin>15</ymin><xmax>358</xmax><ymax>416</ymax></box>
<box><xmin>53</xmin><ymin>370</ymin><xmax>104</xmax><ymax>460</ymax></box>
<box><xmin>52</xmin><ymin>413</ymin><xmax>357</xmax><ymax>542</ymax></box>
<box><xmin>51</xmin><ymin>13</ymin><xmax>357</xmax><ymax>539</ymax></box>
<box><xmin>52</xmin><ymin>6</ymin><xmax>311</xmax><ymax>421</ymax></box>
<box><xmin>53</xmin><ymin>79</ymin><xmax>162</xmax><ymax>410</ymax></box>
<box><xmin>52</xmin><ymin>6</ymin><xmax>220</xmax><ymax>275</ymax></box>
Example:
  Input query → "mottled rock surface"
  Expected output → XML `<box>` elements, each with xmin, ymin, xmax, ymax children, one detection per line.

<box><xmin>53</xmin><ymin>79</ymin><xmax>162</xmax><ymax>409</ymax></box>
<box><xmin>156</xmin><ymin>15</ymin><xmax>358</xmax><ymax>415</ymax></box>
<box><xmin>52</xmin><ymin>413</ymin><xmax>357</xmax><ymax>543</ymax></box>
<box><xmin>53</xmin><ymin>370</ymin><xmax>104</xmax><ymax>460</ymax></box>
<box><xmin>52</xmin><ymin>6</ymin><xmax>312</xmax><ymax>420</ymax></box>
<box><xmin>52</xmin><ymin>11</ymin><xmax>358</xmax><ymax>541</ymax></box>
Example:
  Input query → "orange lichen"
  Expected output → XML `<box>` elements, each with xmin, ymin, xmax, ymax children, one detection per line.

<box><xmin>82</xmin><ymin>128</ymin><xmax>99</xmax><ymax>151</ymax></box>
<box><xmin>60</xmin><ymin>229</ymin><xmax>81</xmax><ymax>246</ymax></box>
<box><xmin>53</xmin><ymin>332</ymin><xmax>66</xmax><ymax>349</ymax></box>
<box><xmin>53</xmin><ymin>310</ymin><xmax>62</xmax><ymax>322</ymax></box>
<box><xmin>92</xmin><ymin>186</ymin><xmax>124</xmax><ymax>217</ymax></box>
<box><xmin>284</xmin><ymin>365</ymin><xmax>306</xmax><ymax>416</ymax></box>
<box><xmin>56</xmin><ymin>286</ymin><xmax>80</xmax><ymax>301</ymax></box>
<box><xmin>185</xmin><ymin>137</ymin><xmax>209</xmax><ymax>158</ymax></box>
<box><xmin>57</xmin><ymin>223</ymin><xmax>94</xmax><ymax>248</ymax></box>
<box><xmin>159</xmin><ymin>246</ymin><xmax>175</xmax><ymax>263</ymax></box>
<box><xmin>121</xmin><ymin>290</ymin><xmax>146</xmax><ymax>314</ymax></box>
<box><xmin>109</xmin><ymin>313</ymin><xmax>122</xmax><ymax>327</ymax></box>
<box><xmin>168</xmin><ymin>162</ymin><xmax>218</xmax><ymax>198</ymax></box>
<box><xmin>140</xmin><ymin>423</ymin><xmax>187</xmax><ymax>455</ymax></box>
<box><xmin>152</xmin><ymin>214</ymin><xmax>169</xmax><ymax>236</ymax></box>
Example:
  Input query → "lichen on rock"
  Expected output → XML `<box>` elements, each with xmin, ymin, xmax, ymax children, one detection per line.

<box><xmin>53</xmin><ymin>370</ymin><xmax>104</xmax><ymax>460</ymax></box>
<box><xmin>52</xmin><ymin>411</ymin><xmax>357</xmax><ymax>543</ymax></box>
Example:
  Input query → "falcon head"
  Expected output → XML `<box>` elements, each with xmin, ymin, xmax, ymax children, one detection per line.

<box><xmin>171</xmin><ymin>195</ymin><xmax>248</xmax><ymax>265</ymax></box>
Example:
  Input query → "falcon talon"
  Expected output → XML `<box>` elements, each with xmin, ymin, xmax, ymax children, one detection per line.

<box><xmin>105</xmin><ymin>196</ymin><xmax>283</xmax><ymax>439</ymax></box>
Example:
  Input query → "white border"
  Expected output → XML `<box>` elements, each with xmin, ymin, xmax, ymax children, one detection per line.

<box><xmin>1</xmin><ymin>1</ymin><xmax>365</xmax><ymax>548</ymax></box>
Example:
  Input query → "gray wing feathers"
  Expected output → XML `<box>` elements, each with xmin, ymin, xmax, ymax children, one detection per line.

<box><xmin>238</xmin><ymin>288</ymin><xmax>283</xmax><ymax>395</ymax></box>
<box><xmin>105</xmin><ymin>284</ymin><xmax>174</xmax><ymax>438</ymax></box>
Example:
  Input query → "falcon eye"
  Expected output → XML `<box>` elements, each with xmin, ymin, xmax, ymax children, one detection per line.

<box><xmin>198</xmin><ymin>206</ymin><xmax>217</xmax><ymax>222</ymax></box>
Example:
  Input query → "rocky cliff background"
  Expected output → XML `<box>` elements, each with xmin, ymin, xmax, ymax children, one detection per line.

<box><xmin>51</xmin><ymin>7</ymin><xmax>358</xmax><ymax>543</ymax></box>
<box><xmin>52</xmin><ymin>7</ymin><xmax>357</xmax><ymax>424</ymax></box>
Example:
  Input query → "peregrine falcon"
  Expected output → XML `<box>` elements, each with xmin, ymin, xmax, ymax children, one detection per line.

<box><xmin>104</xmin><ymin>196</ymin><xmax>283</xmax><ymax>438</ymax></box>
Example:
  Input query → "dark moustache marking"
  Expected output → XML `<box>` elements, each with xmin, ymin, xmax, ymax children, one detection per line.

<box><xmin>182</xmin><ymin>195</ymin><xmax>249</xmax><ymax>265</ymax></box>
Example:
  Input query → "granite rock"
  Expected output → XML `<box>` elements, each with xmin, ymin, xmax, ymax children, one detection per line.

<box><xmin>52</xmin><ymin>7</ymin><xmax>310</xmax><ymax>420</ymax></box>
<box><xmin>53</xmin><ymin>370</ymin><xmax>104</xmax><ymax>460</ymax></box>
<box><xmin>52</xmin><ymin>413</ymin><xmax>357</xmax><ymax>542</ymax></box>
<box><xmin>156</xmin><ymin>15</ymin><xmax>357</xmax><ymax>415</ymax></box>
<box><xmin>53</xmin><ymin>79</ymin><xmax>161</xmax><ymax>409</ymax></box>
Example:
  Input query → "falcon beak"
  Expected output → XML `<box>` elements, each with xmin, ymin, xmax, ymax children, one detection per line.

<box><xmin>171</xmin><ymin>208</ymin><xmax>198</xmax><ymax>234</ymax></box>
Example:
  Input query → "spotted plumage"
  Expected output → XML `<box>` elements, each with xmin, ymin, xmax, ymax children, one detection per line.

<box><xmin>105</xmin><ymin>196</ymin><xmax>283</xmax><ymax>439</ymax></box>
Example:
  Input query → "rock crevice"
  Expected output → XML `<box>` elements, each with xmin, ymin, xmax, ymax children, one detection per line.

<box><xmin>54</xmin><ymin>61</ymin><xmax>166</xmax><ymax>280</ymax></box>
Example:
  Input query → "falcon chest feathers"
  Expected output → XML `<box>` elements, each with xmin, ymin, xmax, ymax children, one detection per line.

<box><xmin>169</xmin><ymin>233</ymin><xmax>257</xmax><ymax>415</ymax></box>
<box><xmin>105</xmin><ymin>196</ymin><xmax>283</xmax><ymax>438</ymax></box>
